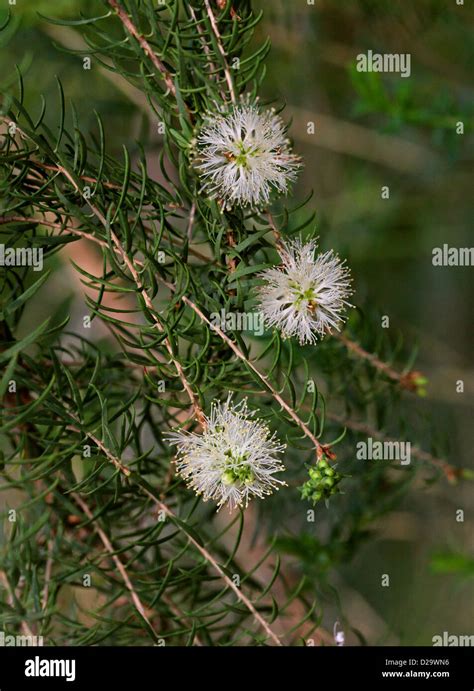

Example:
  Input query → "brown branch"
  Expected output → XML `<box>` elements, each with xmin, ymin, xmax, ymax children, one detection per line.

<box><xmin>37</xmin><ymin>149</ymin><xmax>206</xmax><ymax>429</ymax></box>
<box><xmin>188</xmin><ymin>5</ymin><xmax>218</xmax><ymax>74</ymax></box>
<box><xmin>0</xmin><ymin>214</ymin><xmax>210</xmax><ymax>264</ymax></box>
<box><xmin>203</xmin><ymin>0</ymin><xmax>237</xmax><ymax>103</ymax></box>
<box><xmin>162</xmin><ymin>594</ymin><xmax>203</xmax><ymax>646</ymax></box>
<box><xmin>186</xmin><ymin>201</ymin><xmax>196</xmax><ymax>241</ymax></box>
<box><xmin>188</xmin><ymin>4</ymin><xmax>228</xmax><ymax>103</ymax></box>
<box><xmin>71</xmin><ymin>491</ymin><xmax>159</xmax><ymax>638</ymax></box>
<box><xmin>0</xmin><ymin>571</ymin><xmax>36</xmax><ymax>638</ymax></box>
<box><xmin>29</xmin><ymin>161</ymin><xmax>122</xmax><ymax>190</ymax></box>
<box><xmin>140</xmin><ymin>486</ymin><xmax>282</xmax><ymax>645</ymax></box>
<box><xmin>193</xmin><ymin>209</ymin><xmax>324</xmax><ymax>457</ymax></box>
<box><xmin>105</xmin><ymin>228</ymin><xmax>206</xmax><ymax>427</ymax></box>
<box><xmin>0</xmin><ymin>215</ymin><xmax>84</xmax><ymax>233</ymax></box>
<box><xmin>265</xmin><ymin>210</ymin><xmax>284</xmax><ymax>249</ymax></box>
<box><xmin>41</xmin><ymin>538</ymin><xmax>55</xmax><ymax>611</ymax></box>
<box><xmin>176</xmin><ymin>290</ymin><xmax>325</xmax><ymax>460</ymax></box>
<box><xmin>107</xmin><ymin>0</ymin><xmax>176</xmax><ymax>99</ymax></box>
<box><xmin>326</xmin><ymin>412</ymin><xmax>457</xmax><ymax>481</ymax></box>
<box><xmin>67</xmin><ymin>424</ymin><xmax>132</xmax><ymax>477</ymax></box>
<box><xmin>334</xmin><ymin>331</ymin><xmax>425</xmax><ymax>392</ymax></box>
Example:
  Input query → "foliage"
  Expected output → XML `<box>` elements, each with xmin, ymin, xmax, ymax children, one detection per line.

<box><xmin>0</xmin><ymin>0</ymin><xmax>468</xmax><ymax>646</ymax></box>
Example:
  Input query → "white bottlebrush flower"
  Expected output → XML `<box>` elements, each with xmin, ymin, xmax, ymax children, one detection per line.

<box><xmin>194</xmin><ymin>101</ymin><xmax>301</xmax><ymax>209</ymax></box>
<box><xmin>257</xmin><ymin>238</ymin><xmax>353</xmax><ymax>345</ymax></box>
<box><xmin>166</xmin><ymin>395</ymin><xmax>286</xmax><ymax>511</ymax></box>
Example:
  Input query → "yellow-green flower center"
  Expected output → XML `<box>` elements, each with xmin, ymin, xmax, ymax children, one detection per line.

<box><xmin>232</xmin><ymin>140</ymin><xmax>260</xmax><ymax>168</ymax></box>
<box><xmin>290</xmin><ymin>281</ymin><xmax>317</xmax><ymax>310</ymax></box>
<box><xmin>221</xmin><ymin>449</ymin><xmax>254</xmax><ymax>486</ymax></box>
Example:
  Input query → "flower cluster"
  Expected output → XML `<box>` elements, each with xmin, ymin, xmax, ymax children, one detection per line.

<box><xmin>173</xmin><ymin>99</ymin><xmax>355</xmax><ymax>510</ymax></box>
<box><xmin>166</xmin><ymin>396</ymin><xmax>286</xmax><ymax>511</ymax></box>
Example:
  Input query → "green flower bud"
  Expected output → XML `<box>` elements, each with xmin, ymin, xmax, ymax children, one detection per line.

<box><xmin>309</xmin><ymin>467</ymin><xmax>320</xmax><ymax>480</ymax></box>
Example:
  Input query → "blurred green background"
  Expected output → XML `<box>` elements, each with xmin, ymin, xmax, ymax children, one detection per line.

<box><xmin>1</xmin><ymin>0</ymin><xmax>473</xmax><ymax>645</ymax></box>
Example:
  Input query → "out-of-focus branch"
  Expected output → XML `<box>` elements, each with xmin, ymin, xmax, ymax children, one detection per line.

<box><xmin>326</xmin><ymin>412</ymin><xmax>459</xmax><ymax>482</ymax></box>
<box><xmin>334</xmin><ymin>331</ymin><xmax>427</xmax><ymax>393</ymax></box>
